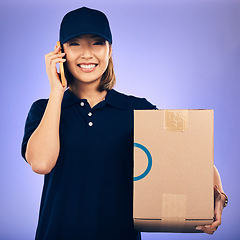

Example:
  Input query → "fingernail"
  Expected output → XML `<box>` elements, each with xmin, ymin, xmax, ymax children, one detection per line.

<box><xmin>195</xmin><ymin>226</ymin><xmax>202</xmax><ymax>230</ymax></box>
<box><xmin>205</xmin><ymin>225</ymin><xmax>211</xmax><ymax>228</ymax></box>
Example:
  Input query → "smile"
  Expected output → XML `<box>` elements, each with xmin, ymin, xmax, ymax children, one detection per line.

<box><xmin>78</xmin><ymin>64</ymin><xmax>98</xmax><ymax>69</ymax></box>
<box><xmin>77</xmin><ymin>63</ymin><xmax>98</xmax><ymax>72</ymax></box>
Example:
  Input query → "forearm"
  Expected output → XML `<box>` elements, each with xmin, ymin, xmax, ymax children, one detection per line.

<box><xmin>214</xmin><ymin>165</ymin><xmax>228</xmax><ymax>208</ymax></box>
<box><xmin>26</xmin><ymin>91</ymin><xmax>63</xmax><ymax>174</ymax></box>
<box><xmin>214</xmin><ymin>165</ymin><xmax>224</xmax><ymax>192</ymax></box>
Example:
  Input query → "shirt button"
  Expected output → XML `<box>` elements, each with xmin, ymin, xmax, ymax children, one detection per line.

<box><xmin>88</xmin><ymin>112</ymin><xmax>92</xmax><ymax>117</ymax></box>
<box><xmin>80</xmin><ymin>102</ymin><xmax>84</xmax><ymax>107</ymax></box>
<box><xmin>88</xmin><ymin>122</ymin><xmax>93</xmax><ymax>127</ymax></box>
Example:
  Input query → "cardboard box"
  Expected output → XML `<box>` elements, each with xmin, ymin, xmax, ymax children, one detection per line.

<box><xmin>133</xmin><ymin>110</ymin><xmax>214</xmax><ymax>233</ymax></box>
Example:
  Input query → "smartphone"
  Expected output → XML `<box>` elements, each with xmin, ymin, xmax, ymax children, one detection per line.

<box><xmin>57</xmin><ymin>41</ymin><xmax>67</xmax><ymax>87</ymax></box>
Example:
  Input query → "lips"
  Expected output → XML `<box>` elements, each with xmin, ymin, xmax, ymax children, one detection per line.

<box><xmin>77</xmin><ymin>63</ymin><xmax>98</xmax><ymax>73</ymax></box>
<box><xmin>77</xmin><ymin>63</ymin><xmax>98</xmax><ymax>69</ymax></box>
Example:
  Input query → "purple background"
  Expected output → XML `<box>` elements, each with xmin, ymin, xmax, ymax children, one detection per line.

<box><xmin>0</xmin><ymin>0</ymin><xmax>239</xmax><ymax>239</ymax></box>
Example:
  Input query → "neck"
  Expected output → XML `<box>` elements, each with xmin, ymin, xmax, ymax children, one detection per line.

<box><xmin>69</xmin><ymin>81</ymin><xmax>107</xmax><ymax>108</ymax></box>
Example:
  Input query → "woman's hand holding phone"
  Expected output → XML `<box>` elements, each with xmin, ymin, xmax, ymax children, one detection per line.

<box><xmin>27</xmin><ymin>42</ymin><xmax>68</xmax><ymax>174</ymax></box>
<box><xmin>56</xmin><ymin>41</ymin><xmax>67</xmax><ymax>88</ymax></box>
<box><xmin>45</xmin><ymin>42</ymin><xmax>67</xmax><ymax>94</ymax></box>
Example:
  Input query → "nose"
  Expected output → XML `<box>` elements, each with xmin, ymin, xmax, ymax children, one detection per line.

<box><xmin>81</xmin><ymin>46</ymin><xmax>93</xmax><ymax>59</ymax></box>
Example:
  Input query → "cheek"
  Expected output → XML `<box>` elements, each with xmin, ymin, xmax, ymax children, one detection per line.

<box><xmin>99</xmin><ymin>49</ymin><xmax>110</xmax><ymax>64</ymax></box>
<box><xmin>65</xmin><ymin>53</ymin><xmax>74</xmax><ymax>62</ymax></box>
<box><xmin>95</xmin><ymin>45</ymin><xmax>109</xmax><ymax>57</ymax></box>
<box><xmin>64</xmin><ymin>47</ymin><xmax>77</xmax><ymax>61</ymax></box>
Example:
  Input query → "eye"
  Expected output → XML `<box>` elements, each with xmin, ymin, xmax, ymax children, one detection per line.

<box><xmin>93</xmin><ymin>41</ymin><xmax>106</xmax><ymax>46</ymax></box>
<box><xmin>69</xmin><ymin>42</ymin><xmax>79</xmax><ymax>46</ymax></box>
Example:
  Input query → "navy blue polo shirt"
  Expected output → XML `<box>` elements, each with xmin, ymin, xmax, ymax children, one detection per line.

<box><xmin>21</xmin><ymin>89</ymin><xmax>157</xmax><ymax>240</ymax></box>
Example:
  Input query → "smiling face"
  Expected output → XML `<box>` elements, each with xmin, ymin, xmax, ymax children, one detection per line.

<box><xmin>63</xmin><ymin>34</ymin><xmax>112</xmax><ymax>88</ymax></box>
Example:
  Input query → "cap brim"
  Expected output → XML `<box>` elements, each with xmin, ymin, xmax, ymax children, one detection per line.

<box><xmin>61</xmin><ymin>31</ymin><xmax>112</xmax><ymax>44</ymax></box>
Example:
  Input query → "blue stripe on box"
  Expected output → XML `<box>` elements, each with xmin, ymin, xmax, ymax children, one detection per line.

<box><xmin>134</xmin><ymin>143</ymin><xmax>152</xmax><ymax>181</ymax></box>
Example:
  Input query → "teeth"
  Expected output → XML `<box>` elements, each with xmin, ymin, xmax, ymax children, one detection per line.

<box><xmin>79</xmin><ymin>64</ymin><xmax>96</xmax><ymax>69</ymax></box>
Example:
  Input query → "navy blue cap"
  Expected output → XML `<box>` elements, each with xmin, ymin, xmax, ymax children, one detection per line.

<box><xmin>59</xmin><ymin>7</ymin><xmax>112</xmax><ymax>44</ymax></box>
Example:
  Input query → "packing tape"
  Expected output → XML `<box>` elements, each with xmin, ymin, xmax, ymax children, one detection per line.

<box><xmin>162</xmin><ymin>193</ymin><xmax>187</xmax><ymax>220</ymax></box>
<box><xmin>164</xmin><ymin>110</ymin><xmax>188</xmax><ymax>132</ymax></box>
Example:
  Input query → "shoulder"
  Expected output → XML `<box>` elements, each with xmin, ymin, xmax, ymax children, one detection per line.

<box><xmin>27</xmin><ymin>99</ymin><xmax>48</xmax><ymax>117</ymax></box>
<box><xmin>31</xmin><ymin>99</ymin><xmax>48</xmax><ymax>109</ymax></box>
<box><xmin>109</xmin><ymin>89</ymin><xmax>157</xmax><ymax>110</ymax></box>
<box><xmin>127</xmin><ymin>95</ymin><xmax>157</xmax><ymax>110</ymax></box>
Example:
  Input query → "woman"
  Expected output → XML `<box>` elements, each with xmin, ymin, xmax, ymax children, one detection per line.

<box><xmin>21</xmin><ymin>7</ymin><xmax>227</xmax><ymax>240</ymax></box>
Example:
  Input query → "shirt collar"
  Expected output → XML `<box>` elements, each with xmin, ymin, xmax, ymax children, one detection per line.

<box><xmin>105</xmin><ymin>89</ymin><xmax>128</xmax><ymax>109</ymax></box>
<box><xmin>61</xmin><ymin>89</ymin><xmax>81</xmax><ymax>108</ymax></box>
<box><xmin>61</xmin><ymin>88</ymin><xmax>129</xmax><ymax>109</ymax></box>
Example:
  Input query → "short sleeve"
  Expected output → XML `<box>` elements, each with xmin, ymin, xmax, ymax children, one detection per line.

<box><xmin>128</xmin><ymin>95</ymin><xmax>158</xmax><ymax>110</ymax></box>
<box><xmin>140</xmin><ymin>98</ymin><xmax>158</xmax><ymax>110</ymax></box>
<box><xmin>21</xmin><ymin>99</ymin><xmax>48</xmax><ymax>161</ymax></box>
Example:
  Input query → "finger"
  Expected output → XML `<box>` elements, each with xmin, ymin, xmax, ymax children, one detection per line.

<box><xmin>45</xmin><ymin>53</ymin><xmax>66</xmax><ymax>65</ymax></box>
<box><xmin>201</xmin><ymin>225</ymin><xmax>217</xmax><ymax>235</ymax></box>
<box><xmin>54</xmin><ymin>46</ymin><xmax>61</xmax><ymax>53</ymax></box>
<box><xmin>49</xmin><ymin>58</ymin><xmax>66</xmax><ymax>67</ymax></box>
<box><xmin>45</xmin><ymin>52</ymin><xmax>65</xmax><ymax>60</ymax></box>
<box><xmin>45</xmin><ymin>47</ymin><xmax>60</xmax><ymax>57</ymax></box>
<box><xmin>196</xmin><ymin>224</ymin><xmax>219</xmax><ymax>235</ymax></box>
<box><xmin>195</xmin><ymin>226</ymin><xmax>203</xmax><ymax>232</ymax></box>
<box><xmin>46</xmin><ymin>58</ymin><xmax>66</xmax><ymax>78</ymax></box>
<box><xmin>49</xmin><ymin>53</ymin><xmax>66</xmax><ymax>62</ymax></box>
<box><xmin>45</xmin><ymin>47</ymin><xmax>62</xmax><ymax>60</ymax></box>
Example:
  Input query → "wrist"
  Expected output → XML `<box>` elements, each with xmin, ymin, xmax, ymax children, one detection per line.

<box><xmin>220</xmin><ymin>192</ymin><xmax>228</xmax><ymax>208</ymax></box>
<box><xmin>50</xmin><ymin>90</ymin><xmax>65</xmax><ymax>99</ymax></box>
